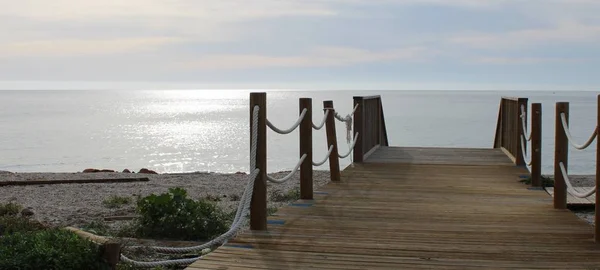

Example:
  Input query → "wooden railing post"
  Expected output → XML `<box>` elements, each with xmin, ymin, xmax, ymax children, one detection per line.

<box><xmin>596</xmin><ymin>95</ymin><xmax>600</xmax><ymax>242</ymax></box>
<box><xmin>353</xmin><ymin>97</ymin><xmax>364</xmax><ymax>162</ymax></box>
<box><xmin>516</xmin><ymin>98</ymin><xmax>528</xmax><ymax>166</ymax></box>
<box><xmin>250</xmin><ymin>92</ymin><xmax>267</xmax><ymax>230</ymax></box>
<box><xmin>531</xmin><ymin>103</ymin><xmax>542</xmax><ymax>187</ymax></box>
<box><xmin>324</xmin><ymin>100</ymin><xmax>341</xmax><ymax>182</ymax></box>
<box><xmin>554</xmin><ymin>102</ymin><xmax>568</xmax><ymax>210</ymax></box>
<box><xmin>299</xmin><ymin>98</ymin><xmax>313</xmax><ymax>199</ymax></box>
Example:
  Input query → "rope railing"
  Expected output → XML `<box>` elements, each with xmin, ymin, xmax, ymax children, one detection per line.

<box><xmin>553</xmin><ymin>97</ymin><xmax>600</xmax><ymax>243</ymax></box>
<box><xmin>520</xmin><ymin>105</ymin><xmax>532</xmax><ymax>141</ymax></box>
<box><xmin>519</xmin><ymin>134</ymin><xmax>532</xmax><ymax>166</ymax></box>
<box><xmin>118</xmin><ymin>105</ymin><xmax>262</xmax><ymax>268</ymax></box>
<box><xmin>111</xmin><ymin>93</ymin><xmax>374</xmax><ymax>268</ymax></box>
<box><xmin>338</xmin><ymin>133</ymin><xmax>359</xmax><ymax>159</ymax></box>
<box><xmin>313</xmin><ymin>145</ymin><xmax>333</xmax><ymax>166</ymax></box>
<box><xmin>266</xmin><ymin>154</ymin><xmax>307</xmax><ymax>183</ymax></box>
<box><xmin>266</xmin><ymin>108</ymin><xmax>307</xmax><ymax>134</ymax></box>
<box><xmin>312</xmin><ymin>110</ymin><xmax>329</xmax><ymax>130</ymax></box>
<box><xmin>560</xmin><ymin>112</ymin><xmax>598</xmax><ymax>150</ymax></box>
<box><xmin>558</xmin><ymin>162</ymin><xmax>596</xmax><ymax>198</ymax></box>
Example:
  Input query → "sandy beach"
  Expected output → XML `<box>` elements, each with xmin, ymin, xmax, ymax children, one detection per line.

<box><xmin>0</xmin><ymin>169</ymin><xmax>333</xmax><ymax>229</ymax></box>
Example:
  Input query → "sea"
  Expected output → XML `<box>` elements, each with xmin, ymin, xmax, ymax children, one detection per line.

<box><xmin>0</xmin><ymin>90</ymin><xmax>598</xmax><ymax>175</ymax></box>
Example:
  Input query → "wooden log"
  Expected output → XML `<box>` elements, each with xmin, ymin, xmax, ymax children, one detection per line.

<box><xmin>324</xmin><ymin>100</ymin><xmax>341</xmax><ymax>182</ymax></box>
<box><xmin>0</xmin><ymin>177</ymin><xmax>149</xmax><ymax>187</ymax></box>
<box><xmin>250</xmin><ymin>92</ymin><xmax>267</xmax><ymax>231</ymax></box>
<box><xmin>531</xmin><ymin>103</ymin><xmax>542</xmax><ymax>187</ymax></box>
<box><xmin>554</xmin><ymin>102</ymin><xmax>568</xmax><ymax>209</ymax></box>
<box><xmin>299</xmin><ymin>98</ymin><xmax>313</xmax><ymax>200</ymax></box>
<box><xmin>64</xmin><ymin>227</ymin><xmax>121</xmax><ymax>270</ymax></box>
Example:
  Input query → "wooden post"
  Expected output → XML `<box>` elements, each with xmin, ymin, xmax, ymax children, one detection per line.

<box><xmin>299</xmin><ymin>98</ymin><xmax>313</xmax><ymax>199</ymax></box>
<box><xmin>64</xmin><ymin>227</ymin><xmax>121</xmax><ymax>270</ymax></box>
<box><xmin>596</xmin><ymin>95</ymin><xmax>600</xmax><ymax>242</ymax></box>
<box><xmin>353</xmin><ymin>97</ymin><xmax>364</xmax><ymax>162</ymax></box>
<box><xmin>516</xmin><ymin>98</ymin><xmax>528</xmax><ymax>166</ymax></box>
<box><xmin>103</xmin><ymin>242</ymin><xmax>121</xmax><ymax>270</ymax></box>
<box><xmin>324</xmin><ymin>100</ymin><xmax>341</xmax><ymax>182</ymax></box>
<box><xmin>554</xmin><ymin>102</ymin><xmax>568</xmax><ymax>209</ymax></box>
<box><xmin>531</xmin><ymin>103</ymin><xmax>542</xmax><ymax>187</ymax></box>
<box><xmin>250</xmin><ymin>92</ymin><xmax>267</xmax><ymax>230</ymax></box>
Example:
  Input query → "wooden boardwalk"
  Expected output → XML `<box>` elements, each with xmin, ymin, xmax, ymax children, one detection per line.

<box><xmin>187</xmin><ymin>147</ymin><xmax>600</xmax><ymax>269</ymax></box>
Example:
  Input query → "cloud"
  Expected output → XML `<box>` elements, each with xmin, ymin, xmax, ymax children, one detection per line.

<box><xmin>0</xmin><ymin>0</ymin><xmax>336</xmax><ymax>22</ymax></box>
<box><xmin>0</xmin><ymin>37</ymin><xmax>183</xmax><ymax>58</ymax></box>
<box><xmin>449</xmin><ymin>21</ymin><xmax>600</xmax><ymax>49</ymax></box>
<box><xmin>473</xmin><ymin>57</ymin><xmax>586</xmax><ymax>64</ymax></box>
<box><xmin>176</xmin><ymin>46</ymin><xmax>436</xmax><ymax>70</ymax></box>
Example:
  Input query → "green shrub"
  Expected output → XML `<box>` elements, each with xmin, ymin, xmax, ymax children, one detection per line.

<box><xmin>0</xmin><ymin>229</ymin><xmax>110</xmax><ymax>270</ymax></box>
<box><xmin>229</xmin><ymin>193</ymin><xmax>241</xmax><ymax>201</ymax></box>
<box><xmin>103</xmin><ymin>195</ymin><xmax>132</xmax><ymax>208</ymax></box>
<box><xmin>519</xmin><ymin>175</ymin><xmax>554</xmax><ymax>187</ymax></box>
<box><xmin>0</xmin><ymin>202</ymin><xmax>22</xmax><ymax>216</ymax></box>
<box><xmin>269</xmin><ymin>187</ymin><xmax>300</xmax><ymax>202</ymax></box>
<box><xmin>81</xmin><ymin>220</ymin><xmax>112</xmax><ymax>236</ymax></box>
<box><xmin>267</xmin><ymin>206</ymin><xmax>278</xmax><ymax>216</ymax></box>
<box><xmin>135</xmin><ymin>187</ymin><xmax>232</xmax><ymax>241</ymax></box>
<box><xmin>0</xmin><ymin>216</ymin><xmax>46</xmax><ymax>235</ymax></box>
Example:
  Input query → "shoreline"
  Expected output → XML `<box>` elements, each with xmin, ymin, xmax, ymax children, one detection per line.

<box><xmin>0</xmin><ymin>170</ymin><xmax>333</xmax><ymax>229</ymax></box>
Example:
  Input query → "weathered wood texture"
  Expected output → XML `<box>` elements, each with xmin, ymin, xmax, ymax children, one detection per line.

<box><xmin>0</xmin><ymin>177</ymin><xmax>149</xmax><ymax>186</ymax></box>
<box><xmin>494</xmin><ymin>97</ymin><xmax>528</xmax><ymax>166</ymax></box>
<box><xmin>364</xmin><ymin>146</ymin><xmax>514</xmax><ymax>166</ymax></box>
<box><xmin>353</xmin><ymin>96</ymin><xmax>388</xmax><ymax>162</ymax></box>
<box><xmin>187</xmin><ymin>147</ymin><xmax>600</xmax><ymax>270</ymax></box>
<box><xmin>546</xmin><ymin>187</ymin><xmax>596</xmax><ymax>205</ymax></box>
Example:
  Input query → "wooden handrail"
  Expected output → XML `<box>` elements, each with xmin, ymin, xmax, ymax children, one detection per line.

<box><xmin>552</xmin><ymin>96</ymin><xmax>600</xmax><ymax>243</ymax></box>
<box><xmin>353</xmin><ymin>95</ymin><xmax>389</xmax><ymax>162</ymax></box>
<box><xmin>530</xmin><ymin>103</ymin><xmax>542</xmax><ymax>187</ymax></box>
<box><xmin>249</xmin><ymin>92</ymin><xmax>267</xmax><ymax>231</ymax></box>
<box><xmin>299</xmin><ymin>98</ymin><xmax>313</xmax><ymax>199</ymax></box>
<box><xmin>324</xmin><ymin>100</ymin><xmax>341</xmax><ymax>182</ymax></box>
<box><xmin>554</xmin><ymin>102</ymin><xmax>568</xmax><ymax>210</ymax></box>
<box><xmin>493</xmin><ymin>97</ymin><xmax>528</xmax><ymax>166</ymax></box>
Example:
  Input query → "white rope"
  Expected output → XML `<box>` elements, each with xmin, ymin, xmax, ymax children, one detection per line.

<box><xmin>266</xmin><ymin>154</ymin><xmax>307</xmax><ymax>183</ymax></box>
<box><xmin>313</xmin><ymin>145</ymin><xmax>333</xmax><ymax>166</ymax></box>
<box><xmin>558</xmin><ymin>162</ymin><xmax>596</xmax><ymax>198</ymax></box>
<box><xmin>312</xmin><ymin>110</ymin><xmax>329</xmax><ymax>130</ymax></box>
<box><xmin>519</xmin><ymin>134</ymin><xmax>532</xmax><ymax>166</ymax></box>
<box><xmin>520</xmin><ymin>105</ymin><xmax>532</xmax><ymax>141</ymax></box>
<box><xmin>560</xmin><ymin>113</ymin><xmax>597</xmax><ymax>150</ymax></box>
<box><xmin>118</xmin><ymin>105</ymin><xmax>262</xmax><ymax>268</ymax></box>
<box><xmin>267</xmin><ymin>108</ymin><xmax>307</xmax><ymax>134</ymax></box>
<box><xmin>338</xmin><ymin>133</ymin><xmax>359</xmax><ymax>159</ymax></box>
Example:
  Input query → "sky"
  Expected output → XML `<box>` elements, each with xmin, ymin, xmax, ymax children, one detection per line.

<box><xmin>1</xmin><ymin>0</ymin><xmax>600</xmax><ymax>90</ymax></box>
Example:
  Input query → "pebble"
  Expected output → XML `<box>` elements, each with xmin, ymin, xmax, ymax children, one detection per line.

<box><xmin>0</xmin><ymin>170</ymin><xmax>331</xmax><ymax>228</ymax></box>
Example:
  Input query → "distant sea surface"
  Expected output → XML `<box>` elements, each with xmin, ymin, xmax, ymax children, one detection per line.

<box><xmin>0</xmin><ymin>90</ymin><xmax>597</xmax><ymax>175</ymax></box>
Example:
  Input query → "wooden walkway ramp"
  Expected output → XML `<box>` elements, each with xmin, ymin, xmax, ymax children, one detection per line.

<box><xmin>187</xmin><ymin>147</ymin><xmax>600</xmax><ymax>269</ymax></box>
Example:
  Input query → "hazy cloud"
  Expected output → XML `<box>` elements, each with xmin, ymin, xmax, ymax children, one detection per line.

<box><xmin>0</xmin><ymin>0</ymin><xmax>599</xmax><ymax>89</ymax></box>
<box><xmin>177</xmin><ymin>46</ymin><xmax>436</xmax><ymax>70</ymax></box>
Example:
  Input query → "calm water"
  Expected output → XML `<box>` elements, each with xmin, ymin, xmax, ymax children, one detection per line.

<box><xmin>0</xmin><ymin>90</ymin><xmax>597</xmax><ymax>174</ymax></box>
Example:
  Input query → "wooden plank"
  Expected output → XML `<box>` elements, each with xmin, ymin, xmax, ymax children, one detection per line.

<box><xmin>545</xmin><ymin>187</ymin><xmax>595</xmax><ymax>205</ymax></box>
<box><xmin>364</xmin><ymin>147</ymin><xmax>514</xmax><ymax>166</ymax></box>
<box><xmin>187</xmin><ymin>153</ymin><xmax>600</xmax><ymax>270</ymax></box>
<box><xmin>0</xmin><ymin>177</ymin><xmax>149</xmax><ymax>186</ymax></box>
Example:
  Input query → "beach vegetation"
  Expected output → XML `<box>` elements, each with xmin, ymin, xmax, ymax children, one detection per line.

<box><xmin>0</xmin><ymin>202</ymin><xmax>22</xmax><ymax>216</ymax></box>
<box><xmin>519</xmin><ymin>175</ymin><xmax>554</xmax><ymax>187</ymax></box>
<box><xmin>269</xmin><ymin>187</ymin><xmax>301</xmax><ymax>202</ymax></box>
<box><xmin>0</xmin><ymin>228</ymin><xmax>111</xmax><ymax>270</ymax></box>
<box><xmin>134</xmin><ymin>187</ymin><xmax>233</xmax><ymax>241</ymax></box>
<box><xmin>103</xmin><ymin>195</ymin><xmax>133</xmax><ymax>208</ymax></box>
